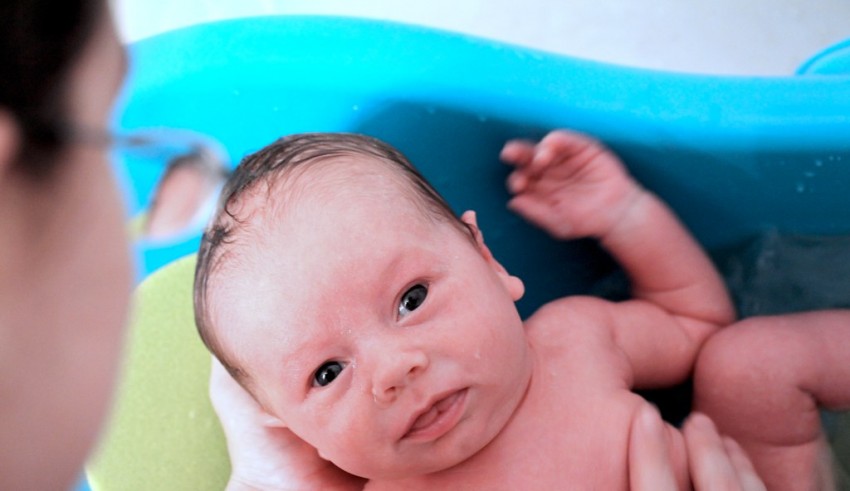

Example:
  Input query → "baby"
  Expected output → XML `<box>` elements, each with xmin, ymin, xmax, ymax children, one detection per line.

<box><xmin>194</xmin><ymin>130</ymin><xmax>846</xmax><ymax>489</ymax></box>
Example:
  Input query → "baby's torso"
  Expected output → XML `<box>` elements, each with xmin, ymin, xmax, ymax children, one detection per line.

<box><xmin>367</xmin><ymin>298</ymin><xmax>687</xmax><ymax>490</ymax></box>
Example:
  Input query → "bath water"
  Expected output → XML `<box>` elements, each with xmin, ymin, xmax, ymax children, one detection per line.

<box><xmin>718</xmin><ymin>230</ymin><xmax>850</xmax><ymax>316</ymax></box>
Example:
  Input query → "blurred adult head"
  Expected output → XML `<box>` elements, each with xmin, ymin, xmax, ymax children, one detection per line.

<box><xmin>0</xmin><ymin>0</ymin><xmax>134</xmax><ymax>489</ymax></box>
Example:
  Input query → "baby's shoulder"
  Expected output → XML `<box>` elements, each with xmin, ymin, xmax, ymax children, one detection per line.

<box><xmin>526</xmin><ymin>295</ymin><xmax>615</xmax><ymax>333</ymax></box>
<box><xmin>524</xmin><ymin>295</ymin><xmax>621</xmax><ymax>354</ymax></box>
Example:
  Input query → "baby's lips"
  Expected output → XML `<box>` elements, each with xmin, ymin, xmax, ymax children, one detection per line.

<box><xmin>408</xmin><ymin>404</ymin><xmax>441</xmax><ymax>434</ymax></box>
<box><xmin>401</xmin><ymin>389</ymin><xmax>468</xmax><ymax>442</ymax></box>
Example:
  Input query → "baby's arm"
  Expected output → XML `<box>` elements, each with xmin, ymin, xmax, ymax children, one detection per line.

<box><xmin>502</xmin><ymin>130</ymin><xmax>735</xmax><ymax>385</ymax></box>
<box><xmin>694</xmin><ymin>311</ymin><xmax>850</xmax><ymax>491</ymax></box>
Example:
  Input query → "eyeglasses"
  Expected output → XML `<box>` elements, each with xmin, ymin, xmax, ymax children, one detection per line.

<box><xmin>26</xmin><ymin>119</ymin><xmax>231</xmax><ymax>244</ymax></box>
<box><xmin>107</xmin><ymin>128</ymin><xmax>231</xmax><ymax>244</ymax></box>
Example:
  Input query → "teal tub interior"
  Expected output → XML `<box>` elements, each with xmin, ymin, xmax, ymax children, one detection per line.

<box><xmin>121</xmin><ymin>16</ymin><xmax>850</xmax><ymax>296</ymax></box>
<box><xmin>91</xmin><ymin>15</ymin><xmax>850</xmax><ymax>490</ymax></box>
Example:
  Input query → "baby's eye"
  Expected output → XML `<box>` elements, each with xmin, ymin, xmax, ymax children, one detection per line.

<box><xmin>313</xmin><ymin>361</ymin><xmax>344</xmax><ymax>387</ymax></box>
<box><xmin>398</xmin><ymin>284</ymin><xmax>428</xmax><ymax>317</ymax></box>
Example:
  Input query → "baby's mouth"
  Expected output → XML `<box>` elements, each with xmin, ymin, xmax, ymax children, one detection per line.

<box><xmin>403</xmin><ymin>389</ymin><xmax>468</xmax><ymax>441</ymax></box>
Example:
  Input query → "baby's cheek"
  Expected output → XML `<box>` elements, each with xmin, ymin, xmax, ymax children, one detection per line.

<box><xmin>318</xmin><ymin>436</ymin><xmax>367</xmax><ymax>476</ymax></box>
<box><xmin>298</xmin><ymin>409</ymin><xmax>354</xmax><ymax>457</ymax></box>
<box><xmin>321</xmin><ymin>416</ymin><xmax>387</xmax><ymax>477</ymax></box>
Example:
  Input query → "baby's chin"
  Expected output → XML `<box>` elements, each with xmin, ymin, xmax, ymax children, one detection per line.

<box><xmin>322</xmin><ymin>447</ymin><xmax>447</xmax><ymax>480</ymax></box>
<box><xmin>332</xmin><ymin>455</ymin><xmax>468</xmax><ymax>483</ymax></box>
<box><xmin>323</xmin><ymin>428</ymin><xmax>499</xmax><ymax>481</ymax></box>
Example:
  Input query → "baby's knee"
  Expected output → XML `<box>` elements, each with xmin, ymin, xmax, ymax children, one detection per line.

<box><xmin>697</xmin><ymin>319</ymin><xmax>765</xmax><ymax>369</ymax></box>
<box><xmin>695</xmin><ymin>315</ymin><xmax>838</xmax><ymax>448</ymax></box>
<box><xmin>693</xmin><ymin>318</ymin><xmax>784</xmax><ymax>402</ymax></box>
<box><xmin>694</xmin><ymin>327</ymin><xmax>750</xmax><ymax>396</ymax></box>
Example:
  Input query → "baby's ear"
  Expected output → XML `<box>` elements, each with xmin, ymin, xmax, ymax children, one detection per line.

<box><xmin>0</xmin><ymin>110</ymin><xmax>21</xmax><ymax>180</ymax></box>
<box><xmin>460</xmin><ymin>210</ymin><xmax>525</xmax><ymax>301</ymax></box>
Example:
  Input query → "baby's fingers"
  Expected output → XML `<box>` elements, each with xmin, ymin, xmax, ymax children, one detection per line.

<box><xmin>502</xmin><ymin>131</ymin><xmax>601</xmax><ymax>178</ymax></box>
<box><xmin>506</xmin><ymin>130</ymin><xmax>607</xmax><ymax>187</ymax></box>
<box><xmin>506</xmin><ymin>169</ymin><xmax>530</xmax><ymax>194</ymax></box>
<box><xmin>537</xmin><ymin>129</ymin><xmax>601</xmax><ymax>154</ymax></box>
<box><xmin>502</xmin><ymin>140</ymin><xmax>540</xmax><ymax>193</ymax></box>
<box><xmin>500</xmin><ymin>139</ymin><xmax>536</xmax><ymax>168</ymax></box>
<box><xmin>508</xmin><ymin>194</ymin><xmax>572</xmax><ymax>239</ymax></box>
<box><xmin>532</xmin><ymin>130</ymin><xmax>603</xmax><ymax>171</ymax></box>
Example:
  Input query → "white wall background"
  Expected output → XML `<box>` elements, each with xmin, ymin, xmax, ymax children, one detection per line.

<box><xmin>114</xmin><ymin>0</ymin><xmax>850</xmax><ymax>76</ymax></box>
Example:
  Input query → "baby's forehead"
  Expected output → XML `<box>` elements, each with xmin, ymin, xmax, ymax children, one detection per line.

<box><xmin>207</xmin><ymin>166</ymin><xmax>445</xmax><ymax>348</ymax></box>
<box><xmin>261</xmin><ymin>155</ymin><xmax>430</xmax><ymax>225</ymax></box>
<box><xmin>208</xmin><ymin>148</ymin><xmax>458</xmax><ymax>290</ymax></box>
<box><xmin>223</xmin><ymin>153</ymin><xmax>410</xmax><ymax>224</ymax></box>
<box><xmin>218</xmin><ymin>155</ymin><xmax>432</xmax><ymax>257</ymax></box>
<box><xmin>286</xmin><ymin>153</ymin><xmax>417</xmax><ymax>197</ymax></box>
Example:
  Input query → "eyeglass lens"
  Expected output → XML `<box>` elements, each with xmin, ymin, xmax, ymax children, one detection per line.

<box><xmin>118</xmin><ymin>131</ymin><xmax>229</xmax><ymax>244</ymax></box>
<box><xmin>143</xmin><ymin>153</ymin><xmax>225</xmax><ymax>241</ymax></box>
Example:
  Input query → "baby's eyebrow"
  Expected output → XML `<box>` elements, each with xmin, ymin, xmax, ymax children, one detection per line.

<box><xmin>276</xmin><ymin>352</ymin><xmax>312</xmax><ymax>385</ymax></box>
<box><xmin>276</xmin><ymin>329</ymin><xmax>339</xmax><ymax>377</ymax></box>
<box><xmin>282</xmin><ymin>360</ymin><xmax>309</xmax><ymax>378</ymax></box>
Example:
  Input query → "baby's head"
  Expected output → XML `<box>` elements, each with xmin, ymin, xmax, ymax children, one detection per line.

<box><xmin>194</xmin><ymin>133</ymin><xmax>530</xmax><ymax>479</ymax></box>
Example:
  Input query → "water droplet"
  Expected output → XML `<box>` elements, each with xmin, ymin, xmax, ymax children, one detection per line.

<box><xmin>352</xmin><ymin>105</ymin><xmax>360</xmax><ymax>111</ymax></box>
<box><xmin>796</xmin><ymin>182</ymin><xmax>806</xmax><ymax>193</ymax></box>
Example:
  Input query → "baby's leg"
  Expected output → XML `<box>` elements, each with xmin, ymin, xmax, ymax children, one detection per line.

<box><xmin>694</xmin><ymin>311</ymin><xmax>850</xmax><ymax>491</ymax></box>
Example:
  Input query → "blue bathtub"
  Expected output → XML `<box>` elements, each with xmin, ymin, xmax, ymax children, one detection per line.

<box><xmin>95</xmin><ymin>15</ymin><xmax>850</xmax><ymax>490</ymax></box>
<box><xmin>120</xmin><ymin>16</ymin><xmax>850</xmax><ymax>313</ymax></box>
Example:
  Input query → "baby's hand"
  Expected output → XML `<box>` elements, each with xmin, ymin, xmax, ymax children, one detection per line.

<box><xmin>501</xmin><ymin>130</ymin><xmax>642</xmax><ymax>240</ymax></box>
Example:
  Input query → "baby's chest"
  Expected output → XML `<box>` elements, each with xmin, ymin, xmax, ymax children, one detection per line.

<box><xmin>440</xmin><ymin>387</ymin><xmax>643</xmax><ymax>489</ymax></box>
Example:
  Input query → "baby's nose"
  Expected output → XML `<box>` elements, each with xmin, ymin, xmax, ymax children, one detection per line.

<box><xmin>371</xmin><ymin>349</ymin><xmax>429</xmax><ymax>406</ymax></box>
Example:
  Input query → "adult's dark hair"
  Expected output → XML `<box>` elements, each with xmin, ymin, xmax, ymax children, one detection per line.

<box><xmin>0</xmin><ymin>0</ymin><xmax>103</xmax><ymax>176</ymax></box>
<box><xmin>194</xmin><ymin>132</ymin><xmax>471</xmax><ymax>389</ymax></box>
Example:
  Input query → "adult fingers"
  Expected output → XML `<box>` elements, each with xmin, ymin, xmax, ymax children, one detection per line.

<box><xmin>629</xmin><ymin>404</ymin><xmax>679</xmax><ymax>491</ymax></box>
<box><xmin>683</xmin><ymin>413</ymin><xmax>766</xmax><ymax>491</ymax></box>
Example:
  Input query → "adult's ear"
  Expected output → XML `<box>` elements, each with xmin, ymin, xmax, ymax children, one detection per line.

<box><xmin>0</xmin><ymin>110</ymin><xmax>21</xmax><ymax>179</ymax></box>
<box><xmin>460</xmin><ymin>210</ymin><xmax>525</xmax><ymax>301</ymax></box>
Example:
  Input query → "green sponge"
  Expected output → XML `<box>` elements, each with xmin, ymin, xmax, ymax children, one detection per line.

<box><xmin>87</xmin><ymin>254</ymin><xmax>229</xmax><ymax>490</ymax></box>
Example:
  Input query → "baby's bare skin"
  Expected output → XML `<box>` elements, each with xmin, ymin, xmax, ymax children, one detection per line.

<box><xmin>205</xmin><ymin>130</ymin><xmax>736</xmax><ymax>489</ymax></box>
<box><xmin>367</xmin><ymin>296</ymin><xmax>688</xmax><ymax>489</ymax></box>
<box><xmin>696</xmin><ymin>311</ymin><xmax>850</xmax><ymax>491</ymax></box>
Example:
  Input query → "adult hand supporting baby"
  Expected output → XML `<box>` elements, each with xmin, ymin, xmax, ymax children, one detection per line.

<box><xmin>630</xmin><ymin>405</ymin><xmax>766</xmax><ymax>491</ymax></box>
<box><xmin>209</xmin><ymin>358</ymin><xmax>366</xmax><ymax>490</ymax></box>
